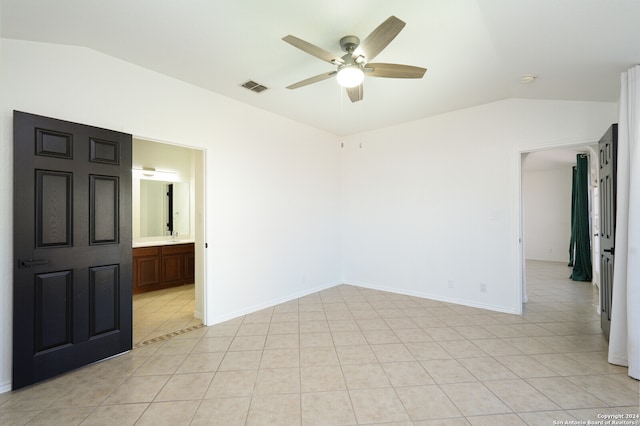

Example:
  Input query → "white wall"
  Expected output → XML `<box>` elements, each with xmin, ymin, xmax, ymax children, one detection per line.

<box><xmin>133</xmin><ymin>138</ymin><xmax>194</xmax><ymax>181</ymax></box>
<box><xmin>341</xmin><ymin>99</ymin><xmax>617</xmax><ymax>313</ymax></box>
<box><xmin>523</xmin><ymin>167</ymin><xmax>573</xmax><ymax>262</ymax></box>
<box><xmin>0</xmin><ymin>39</ymin><xmax>342</xmax><ymax>391</ymax></box>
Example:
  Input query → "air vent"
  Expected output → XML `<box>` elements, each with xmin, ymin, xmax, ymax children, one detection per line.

<box><xmin>241</xmin><ymin>80</ymin><xmax>269</xmax><ymax>93</ymax></box>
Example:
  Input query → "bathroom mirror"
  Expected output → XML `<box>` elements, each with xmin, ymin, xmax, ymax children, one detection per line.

<box><xmin>139</xmin><ymin>180</ymin><xmax>189</xmax><ymax>238</ymax></box>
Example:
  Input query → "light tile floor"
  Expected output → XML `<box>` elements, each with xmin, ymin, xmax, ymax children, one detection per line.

<box><xmin>132</xmin><ymin>284</ymin><xmax>201</xmax><ymax>345</ymax></box>
<box><xmin>1</xmin><ymin>261</ymin><xmax>638</xmax><ymax>425</ymax></box>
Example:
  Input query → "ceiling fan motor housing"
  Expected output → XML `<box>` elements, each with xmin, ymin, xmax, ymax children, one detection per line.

<box><xmin>339</xmin><ymin>35</ymin><xmax>360</xmax><ymax>54</ymax></box>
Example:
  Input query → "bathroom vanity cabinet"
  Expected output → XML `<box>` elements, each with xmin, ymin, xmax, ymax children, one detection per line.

<box><xmin>132</xmin><ymin>243</ymin><xmax>194</xmax><ymax>294</ymax></box>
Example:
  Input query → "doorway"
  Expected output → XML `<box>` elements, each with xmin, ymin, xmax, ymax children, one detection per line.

<box><xmin>132</xmin><ymin>138</ymin><xmax>206</xmax><ymax>345</ymax></box>
<box><xmin>520</xmin><ymin>144</ymin><xmax>600</xmax><ymax>312</ymax></box>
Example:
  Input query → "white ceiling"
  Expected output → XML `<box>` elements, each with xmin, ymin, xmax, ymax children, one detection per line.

<box><xmin>2</xmin><ymin>0</ymin><xmax>639</xmax><ymax>136</ymax></box>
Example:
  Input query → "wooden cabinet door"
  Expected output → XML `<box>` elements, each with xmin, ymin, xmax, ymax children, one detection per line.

<box><xmin>162</xmin><ymin>254</ymin><xmax>184</xmax><ymax>284</ymax></box>
<box><xmin>185</xmin><ymin>251</ymin><xmax>195</xmax><ymax>283</ymax></box>
<box><xmin>133</xmin><ymin>248</ymin><xmax>162</xmax><ymax>294</ymax></box>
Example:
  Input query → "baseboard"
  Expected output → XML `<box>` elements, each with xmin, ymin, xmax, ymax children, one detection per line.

<box><xmin>205</xmin><ymin>280</ymin><xmax>342</xmax><ymax>326</ymax></box>
<box><xmin>343</xmin><ymin>279</ymin><xmax>520</xmax><ymax>315</ymax></box>
<box><xmin>193</xmin><ymin>310</ymin><xmax>203</xmax><ymax>321</ymax></box>
<box><xmin>0</xmin><ymin>380</ymin><xmax>11</xmax><ymax>394</ymax></box>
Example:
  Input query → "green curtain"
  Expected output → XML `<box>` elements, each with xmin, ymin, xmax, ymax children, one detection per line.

<box><xmin>568</xmin><ymin>166</ymin><xmax>576</xmax><ymax>267</ymax></box>
<box><xmin>570</xmin><ymin>154</ymin><xmax>592</xmax><ymax>281</ymax></box>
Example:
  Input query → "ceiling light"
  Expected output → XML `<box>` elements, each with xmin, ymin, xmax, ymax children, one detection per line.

<box><xmin>142</xmin><ymin>167</ymin><xmax>155</xmax><ymax>176</ymax></box>
<box><xmin>336</xmin><ymin>65</ymin><xmax>364</xmax><ymax>88</ymax></box>
<box><xmin>132</xmin><ymin>168</ymin><xmax>177</xmax><ymax>181</ymax></box>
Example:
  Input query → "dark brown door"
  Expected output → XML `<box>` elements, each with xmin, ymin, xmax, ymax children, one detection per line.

<box><xmin>13</xmin><ymin>111</ymin><xmax>132</xmax><ymax>390</ymax></box>
<box><xmin>599</xmin><ymin>124</ymin><xmax>617</xmax><ymax>341</ymax></box>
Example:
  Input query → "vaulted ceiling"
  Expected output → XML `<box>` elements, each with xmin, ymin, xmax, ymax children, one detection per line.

<box><xmin>2</xmin><ymin>0</ymin><xmax>639</xmax><ymax>136</ymax></box>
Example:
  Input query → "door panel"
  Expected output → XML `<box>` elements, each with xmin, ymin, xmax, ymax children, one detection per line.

<box><xmin>90</xmin><ymin>264</ymin><xmax>120</xmax><ymax>336</ymax></box>
<box><xmin>37</xmin><ymin>170</ymin><xmax>73</xmax><ymax>247</ymax></box>
<box><xmin>598</xmin><ymin>123</ymin><xmax>617</xmax><ymax>340</ymax></box>
<box><xmin>35</xmin><ymin>271</ymin><xmax>73</xmax><ymax>351</ymax></box>
<box><xmin>90</xmin><ymin>175</ymin><xmax>119</xmax><ymax>243</ymax></box>
<box><xmin>13</xmin><ymin>111</ymin><xmax>132</xmax><ymax>390</ymax></box>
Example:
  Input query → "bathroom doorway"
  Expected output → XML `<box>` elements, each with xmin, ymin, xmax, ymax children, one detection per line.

<box><xmin>131</xmin><ymin>138</ymin><xmax>206</xmax><ymax>345</ymax></box>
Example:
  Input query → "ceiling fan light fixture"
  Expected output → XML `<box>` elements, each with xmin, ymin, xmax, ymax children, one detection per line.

<box><xmin>336</xmin><ymin>65</ymin><xmax>364</xmax><ymax>88</ymax></box>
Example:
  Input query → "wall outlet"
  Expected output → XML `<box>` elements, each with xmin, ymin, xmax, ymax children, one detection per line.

<box><xmin>447</xmin><ymin>280</ymin><xmax>455</xmax><ymax>289</ymax></box>
<box><xmin>480</xmin><ymin>283</ymin><xmax>488</xmax><ymax>293</ymax></box>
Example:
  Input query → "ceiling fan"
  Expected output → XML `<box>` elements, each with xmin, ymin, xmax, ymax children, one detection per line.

<box><xmin>282</xmin><ymin>16</ymin><xmax>427</xmax><ymax>103</ymax></box>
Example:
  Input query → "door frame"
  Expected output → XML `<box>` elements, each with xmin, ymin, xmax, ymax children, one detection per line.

<box><xmin>132</xmin><ymin>135</ymin><xmax>208</xmax><ymax>324</ymax></box>
<box><xmin>516</xmin><ymin>139</ymin><xmax>600</xmax><ymax>312</ymax></box>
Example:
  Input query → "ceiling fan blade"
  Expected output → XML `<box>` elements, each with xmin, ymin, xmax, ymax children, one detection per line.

<box><xmin>282</xmin><ymin>35</ymin><xmax>344</xmax><ymax>65</ymax></box>
<box><xmin>355</xmin><ymin>16</ymin><xmax>405</xmax><ymax>61</ymax></box>
<box><xmin>286</xmin><ymin>71</ymin><xmax>337</xmax><ymax>89</ymax></box>
<box><xmin>367</xmin><ymin>63</ymin><xmax>427</xmax><ymax>78</ymax></box>
<box><xmin>346</xmin><ymin>84</ymin><xmax>363</xmax><ymax>103</ymax></box>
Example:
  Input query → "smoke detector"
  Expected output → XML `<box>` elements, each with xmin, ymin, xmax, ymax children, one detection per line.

<box><xmin>521</xmin><ymin>74</ymin><xmax>537</xmax><ymax>84</ymax></box>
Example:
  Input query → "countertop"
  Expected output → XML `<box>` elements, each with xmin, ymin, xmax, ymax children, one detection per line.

<box><xmin>132</xmin><ymin>239</ymin><xmax>195</xmax><ymax>248</ymax></box>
